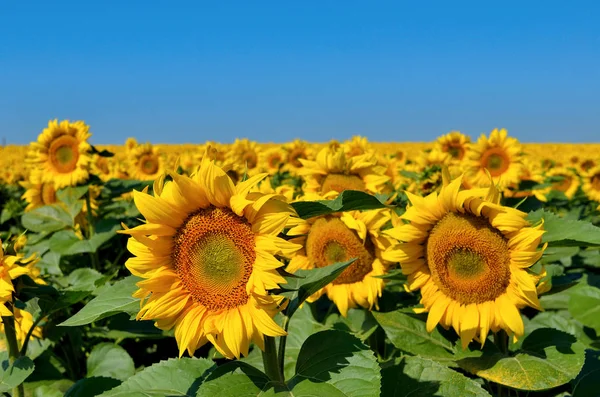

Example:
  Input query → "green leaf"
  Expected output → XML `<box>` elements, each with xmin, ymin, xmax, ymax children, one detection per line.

<box><xmin>60</xmin><ymin>276</ymin><xmax>142</xmax><ymax>326</ymax></box>
<box><xmin>90</xmin><ymin>145</ymin><xmax>115</xmax><ymax>157</ymax></box>
<box><xmin>65</xmin><ymin>377</ymin><xmax>122</xmax><ymax>397</ymax></box>
<box><xmin>18</xmin><ymin>276</ymin><xmax>92</xmax><ymax>315</ymax></box>
<box><xmin>568</xmin><ymin>285</ymin><xmax>600</xmax><ymax>332</ymax></box>
<box><xmin>572</xmin><ymin>350</ymin><xmax>600</xmax><ymax>397</ymax></box>
<box><xmin>520</xmin><ymin>311</ymin><xmax>598</xmax><ymax>350</ymax></box>
<box><xmin>196</xmin><ymin>361</ymin><xmax>270</xmax><ymax>397</ymax></box>
<box><xmin>102</xmin><ymin>179</ymin><xmax>152</xmax><ymax>198</ymax></box>
<box><xmin>21</xmin><ymin>205</ymin><xmax>73</xmax><ymax>232</ymax></box>
<box><xmin>99</xmin><ymin>357</ymin><xmax>214</xmax><ymax>397</ymax></box>
<box><xmin>279</xmin><ymin>259</ymin><xmax>355</xmax><ymax>318</ymax></box>
<box><xmin>56</xmin><ymin>186</ymin><xmax>88</xmax><ymax>218</ymax></box>
<box><xmin>382</xmin><ymin>356</ymin><xmax>491</xmax><ymax>397</ymax></box>
<box><xmin>373</xmin><ymin>310</ymin><xmax>456</xmax><ymax>363</ymax></box>
<box><xmin>60</xmin><ymin>268</ymin><xmax>108</xmax><ymax>292</ymax></box>
<box><xmin>288</xmin><ymin>330</ymin><xmax>381</xmax><ymax>397</ymax></box>
<box><xmin>87</xmin><ymin>343</ymin><xmax>135</xmax><ymax>381</ymax></box>
<box><xmin>527</xmin><ymin>209</ymin><xmax>600</xmax><ymax>247</ymax></box>
<box><xmin>457</xmin><ymin>328</ymin><xmax>586</xmax><ymax>391</ymax></box>
<box><xmin>49</xmin><ymin>225</ymin><xmax>119</xmax><ymax>256</ymax></box>
<box><xmin>0</xmin><ymin>356</ymin><xmax>35</xmax><ymax>393</ymax></box>
<box><xmin>291</xmin><ymin>190</ymin><xmax>388</xmax><ymax>219</ymax></box>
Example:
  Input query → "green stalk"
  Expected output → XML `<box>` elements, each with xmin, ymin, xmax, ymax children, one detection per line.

<box><xmin>494</xmin><ymin>331</ymin><xmax>509</xmax><ymax>396</ymax></box>
<box><xmin>85</xmin><ymin>190</ymin><xmax>100</xmax><ymax>270</ymax></box>
<box><xmin>19</xmin><ymin>314</ymin><xmax>44</xmax><ymax>356</ymax></box>
<box><xmin>2</xmin><ymin>304</ymin><xmax>24</xmax><ymax>397</ymax></box>
<box><xmin>277</xmin><ymin>315</ymin><xmax>290</xmax><ymax>378</ymax></box>
<box><xmin>262</xmin><ymin>336</ymin><xmax>284</xmax><ymax>384</ymax></box>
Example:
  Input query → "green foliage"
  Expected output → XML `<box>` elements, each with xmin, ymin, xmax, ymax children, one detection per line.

<box><xmin>0</xmin><ymin>354</ymin><xmax>35</xmax><ymax>393</ymax></box>
<box><xmin>86</xmin><ymin>343</ymin><xmax>135</xmax><ymax>381</ymax></box>
<box><xmin>291</xmin><ymin>190</ymin><xmax>388</xmax><ymax>219</ymax></box>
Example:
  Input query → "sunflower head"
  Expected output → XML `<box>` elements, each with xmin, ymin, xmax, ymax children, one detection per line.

<box><xmin>27</xmin><ymin>119</ymin><xmax>92</xmax><ymax>189</ymax></box>
<box><xmin>20</xmin><ymin>170</ymin><xmax>58</xmax><ymax>211</ymax></box>
<box><xmin>434</xmin><ymin>131</ymin><xmax>470</xmax><ymax>161</ymax></box>
<box><xmin>119</xmin><ymin>150</ymin><xmax>301</xmax><ymax>358</ymax></box>
<box><xmin>128</xmin><ymin>143</ymin><xmax>164</xmax><ymax>181</ymax></box>
<box><xmin>583</xmin><ymin>165</ymin><xmax>600</xmax><ymax>202</ymax></box>
<box><xmin>383</xmin><ymin>173</ymin><xmax>547</xmax><ymax>348</ymax></box>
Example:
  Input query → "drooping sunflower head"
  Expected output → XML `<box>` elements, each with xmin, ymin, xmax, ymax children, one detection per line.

<box><xmin>583</xmin><ymin>165</ymin><xmax>600</xmax><ymax>202</ymax></box>
<box><xmin>119</xmin><ymin>151</ymin><xmax>301</xmax><ymax>358</ymax></box>
<box><xmin>128</xmin><ymin>143</ymin><xmax>164</xmax><ymax>181</ymax></box>
<box><xmin>27</xmin><ymin>119</ymin><xmax>92</xmax><ymax>189</ymax></box>
<box><xmin>383</xmin><ymin>172</ymin><xmax>547</xmax><ymax>348</ymax></box>
<box><xmin>465</xmin><ymin>128</ymin><xmax>524</xmax><ymax>190</ymax></box>
<box><xmin>298</xmin><ymin>146</ymin><xmax>390</xmax><ymax>196</ymax></box>
<box><xmin>434</xmin><ymin>131</ymin><xmax>471</xmax><ymax>162</ymax></box>
<box><xmin>286</xmin><ymin>207</ymin><xmax>394</xmax><ymax>317</ymax></box>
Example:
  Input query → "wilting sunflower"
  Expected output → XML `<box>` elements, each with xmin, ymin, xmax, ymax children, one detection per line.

<box><xmin>0</xmin><ymin>307</ymin><xmax>43</xmax><ymax>351</ymax></box>
<box><xmin>27</xmin><ymin>119</ymin><xmax>92</xmax><ymax>189</ymax></box>
<box><xmin>20</xmin><ymin>171</ymin><xmax>58</xmax><ymax>211</ymax></box>
<box><xmin>434</xmin><ymin>131</ymin><xmax>470</xmax><ymax>162</ymax></box>
<box><xmin>119</xmin><ymin>152</ymin><xmax>301</xmax><ymax>358</ymax></box>
<box><xmin>0</xmin><ymin>240</ymin><xmax>30</xmax><ymax>316</ymax></box>
<box><xmin>286</xmin><ymin>208</ymin><xmax>394</xmax><ymax>316</ymax></box>
<box><xmin>128</xmin><ymin>143</ymin><xmax>164</xmax><ymax>181</ymax></box>
<box><xmin>583</xmin><ymin>165</ymin><xmax>600</xmax><ymax>202</ymax></box>
<box><xmin>465</xmin><ymin>128</ymin><xmax>523</xmax><ymax>190</ymax></box>
<box><xmin>383</xmin><ymin>171</ymin><xmax>547</xmax><ymax>348</ymax></box>
<box><xmin>298</xmin><ymin>146</ymin><xmax>389</xmax><ymax>195</ymax></box>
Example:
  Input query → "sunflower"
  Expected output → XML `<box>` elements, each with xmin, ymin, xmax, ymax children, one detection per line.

<box><xmin>383</xmin><ymin>171</ymin><xmax>547</xmax><ymax>348</ymax></box>
<box><xmin>27</xmin><ymin>119</ymin><xmax>92</xmax><ymax>189</ymax></box>
<box><xmin>434</xmin><ymin>131</ymin><xmax>470</xmax><ymax>162</ymax></box>
<box><xmin>20</xmin><ymin>171</ymin><xmax>58</xmax><ymax>212</ymax></box>
<box><xmin>286</xmin><ymin>208</ymin><xmax>394</xmax><ymax>316</ymax></box>
<box><xmin>125</xmin><ymin>137</ymin><xmax>138</xmax><ymax>152</ymax></box>
<box><xmin>281</xmin><ymin>140</ymin><xmax>313</xmax><ymax>176</ymax></box>
<box><xmin>543</xmin><ymin>167</ymin><xmax>580</xmax><ymax>200</ymax></box>
<box><xmin>119</xmin><ymin>151</ymin><xmax>301</xmax><ymax>358</ymax></box>
<box><xmin>298</xmin><ymin>146</ymin><xmax>390</xmax><ymax>196</ymax></box>
<box><xmin>0</xmin><ymin>307</ymin><xmax>43</xmax><ymax>351</ymax></box>
<box><xmin>128</xmin><ymin>143</ymin><xmax>164</xmax><ymax>181</ymax></box>
<box><xmin>583</xmin><ymin>166</ymin><xmax>600</xmax><ymax>202</ymax></box>
<box><xmin>415</xmin><ymin>149</ymin><xmax>451</xmax><ymax>170</ymax></box>
<box><xmin>259</xmin><ymin>147</ymin><xmax>285</xmax><ymax>175</ymax></box>
<box><xmin>343</xmin><ymin>136</ymin><xmax>373</xmax><ymax>158</ymax></box>
<box><xmin>465</xmin><ymin>128</ymin><xmax>523</xmax><ymax>190</ymax></box>
<box><xmin>0</xmin><ymin>240</ymin><xmax>30</xmax><ymax>316</ymax></box>
<box><xmin>226</xmin><ymin>138</ymin><xmax>262</xmax><ymax>178</ymax></box>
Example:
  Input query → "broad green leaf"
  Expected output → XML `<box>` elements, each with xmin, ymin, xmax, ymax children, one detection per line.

<box><xmin>373</xmin><ymin>310</ymin><xmax>456</xmax><ymax>363</ymax></box>
<box><xmin>279</xmin><ymin>259</ymin><xmax>355</xmax><ymax>318</ymax></box>
<box><xmin>21</xmin><ymin>204</ymin><xmax>73</xmax><ymax>232</ymax></box>
<box><xmin>527</xmin><ymin>209</ymin><xmax>600</xmax><ymax>247</ymax></box>
<box><xmin>56</xmin><ymin>186</ymin><xmax>87</xmax><ymax>218</ymax></box>
<box><xmin>18</xmin><ymin>276</ymin><xmax>91</xmax><ymax>315</ymax></box>
<box><xmin>382</xmin><ymin>356</ymin><xmax>491</xmax><ymax>397</ymax></box>
<box><xmin>60</xmin><ymin>276</ymin><xmax>141</xmax><ymax>326</ymax></box>
<box><xmin>99</xmin><ymin>357</ymin><xmax>214</xmax><ymax>397</ymax></box>
<box><xmin>38</xmin><ymin>251</ymin><xmax>62</xmax><ymax>276</ymax></box>
<box><xmin>288</xmin><ymin>330</ymin><xmax>381</xmax><ymax>397</ymax></box>
<box><xmin>325</xmin><ymin>308</ymin><xmax>379</xmax><ymax>341</ymax></box>
<box><xmin>65</xmin><ymin>377</ymin><xmax>121</xmax><ymax>397</ymax></box>
<box><xmin>60</xmin><ymin>268</ymin><xmax>108</xmax><ymax>292</ymax></box>
<box><xmin>568</xmin><ymin>285</ymin><xmax>600</xmax><ymax>332</ymax></box>
<box><xmin>196</xmin><ymin>361</ymin><xmax>270</xmax><ymax>397</ymax></box>
<box><xmin>25</xmin><ymin>379</ymin><xmax>75</xmax><ymax>397</ymax></box>
<box><xmin>102</xmin><ymin>179</ymin><xmax>152</xmax><ymax>198</ymax></box>
<box><xmin>87</xmin><ymin>313</ymin><xmax>164</xmax><ymax>340</ymax></box>
<box><xmin>291</xmin><ymin>190</ymin><xmax>388</xmax><ymax>219</ymax></box>
<box><xmin>261</xmin><ymin>381</ymin><xmax>348</xmax><ymax>397</ymax></box>
<box><xmin>86</xmin><ymin>343</ymin><xmax>135</xmax><ymax>381</ymax></box>
<box><xmin>519</xmin><ymin>311</ymin><xmax>598</xmax><ymax>350</ymax></box>
<box><xmin>90</xmin><ymin>145</ymin><xmax>115</xmax><ymax>157</ymax></box>
<box><xmin>572</xmin><ymin>350</ymin><xmax>600</xmax><ymax>397</ymax></box>
<box><xmin>457</xmin><ymin>328</ymin><xmax>586</xmax><ymax>391</ymax></box>
<box><xmin>0</xmin><ymin>356</ymin><xmax>35</xmax><ymax>393</ymax></box>
<box><xmin>49</xmin><ymin>225</ymin><xmax>119</xmax><ymax>256</ymax></box>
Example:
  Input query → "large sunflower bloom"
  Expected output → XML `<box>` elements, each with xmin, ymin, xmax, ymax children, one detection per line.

<box><xmin>465</xmin><ymin>128</ymin><xmax>523</xmax><ymax>190</ymax></box>
<box><xmin>286</xmin><ymin>208</ymin><xmax>394</xmax><ymax>317</ymax></box>
<box><xmin>119</xmin><ymin>153</ymin><xmax>301</xmax><ymax>358</ymax></box>
<box><xmin>434</xmin><ymin>131</ymin><xmax>470</xmax><ymax>162</ymax></box>
<box><xmin>0</xmin><ymin>240</ymin><xmax>30</xmax><ymax>316</ymax></box>
<box><xmin>383</xmin><ymin>172</ymin><xmax>547</xmax><ymax>348</ymax></box>
<box><xmin>298</xmin><ymin>146</ymin><xmax>389</xmax><ymax>195</ymax></box>
<box><xmin>27</xmin><ymin>119</ymin><xmax>92</xmax><ymax>189</ymax></box>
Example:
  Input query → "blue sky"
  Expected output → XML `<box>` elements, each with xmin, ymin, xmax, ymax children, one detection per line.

<box><xmin>1</xmin><ymin>1</ymin><xmax>599</xmax><ymax>145</ymax></box>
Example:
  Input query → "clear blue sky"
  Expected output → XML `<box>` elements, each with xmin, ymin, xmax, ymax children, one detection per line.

<box><xmin>1</xmin><ymin>1</ymin><xmax>599</xmax><ymax>145</ymax></box>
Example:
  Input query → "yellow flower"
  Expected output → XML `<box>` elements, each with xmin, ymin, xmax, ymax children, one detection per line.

<box><xmin>281</xmin><ymin>140</ymin><xmax>313</xmax><ymax>176</ymax></box>
<box><xmin>226</xmin><ymin>138</ymin><xmax>262</xmax><ymax>178</ymax></box>
<box><xmin>541</xmin><ymin>167</ymin><xmax>580</xmax><ymax>200</ymax></box>
<box><xmin>0</xmin><ymin>308</ymin><xmax>43</xmax><ymax>351</ymax></box>
<box><xmin>298</xmin><ymin>146</ymin><xmax>389</xmax><ymax>195</ymax></box>
<box><xmin>583</xmin><ymin>165</ymin><xmax>600</xmax><ymax>202</ymax></box>
<box><xmin>383</xmin><ymin>172</ymin><xmax>547</xmax><ymax>348</ymax></box>
<box><xmin>119</xmin><ymin>151</ymin><xmax>301</xmax><ymax>358</ymax></box>
<box><xmin>128</xmin><ymin>143</ymin><xmax>164</xmax><ymax>181</ymax></box>
<box><xmin>20</xmin><ymin>170</ymin><xmax>58</xmax><ymax>211</ymax></box>
<box><xmin>286</xmin><ymin>208</ymin><xmax>394</xmax><ymax>317</ymax></box>
<box><xmin>434</xmin><ymin>131</ymin><xmax>471</xmax><ymax>162</ymax></box>
<box><xmin>0</xmin><ymin>240</ymin><xmax>30</xmax><ymax>317</ymax></box>
<box><xmin>27</xmin><ymin>119</ymin><xmax>92</xmax><ymax>189</ymax></box>
<box><xmin>465</xmin><ymin>128</ymin><xmax>523</xmax><ymax>190</ymax></box>
<box><xmin>258</xmin><ymin>147</ymin><xmax>285</xmax><ymax>175</ymax></box>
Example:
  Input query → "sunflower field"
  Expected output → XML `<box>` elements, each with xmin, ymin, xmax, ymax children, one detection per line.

<box><xmin>1</xmin><ymin>120</ymin><xmax>600</xmax><ymax>397</ymax></box>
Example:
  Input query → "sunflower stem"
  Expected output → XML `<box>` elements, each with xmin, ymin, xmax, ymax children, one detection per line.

<box><xmin>493</xmin><ymin>331</ymin><xmax>510</xmax><ymax>396</ymax></box>
<box><xmin>262</xmin><ymin>336</ymin><xmax>284</xmax><ymax>384</ymax></box>
<box><xmin>277</xmin><ymin>315</ymin><xmax>290</xmax><ymax>378</ymax></box>
<box><xmin>2</xmin><ymin>303</ymin><xmax>25</xmax><ymax>397</ymax></box>
<box><xmin>85</xmin><ymin>189</ymin><xmax>100</xmax><ymax>271</ymax></box>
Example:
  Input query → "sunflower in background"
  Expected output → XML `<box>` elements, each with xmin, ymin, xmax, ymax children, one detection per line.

<box><xmin>343</xmin><ymin>135</ymin><xmax>373</xmax><ymax>157</ymax></box>
<box><xmin>0</xmin><ymin>307</ymin><xmax>43</xmax><ymax>352</ymax></box>
<box><xmin>226</xmin><ymin>138</ymin><xmax>262</xmax><ymax>178</ymax></box>
<box><xmin>383</xmin><ymin>171</ymin><xmax>547</xmax><ymax>348</ymax></box>
<box><xmin>298</xmin><ymin>145</ymin><xmax>390</xmax><ymax>196</ymax></box>
<box><xmin>20</xmin><ymin>170</ymin><xmax>58</xmax><ymax>211</ymax></box>
<box><xmin>281</xmin><ymin>139</ymin><xmax>313</xmax><ymax>176</ymax></box>
<box><xmin>128</xmin><ymin>143</ymin><xmax>164</xmax><ymax>181</ymax></box>
<box><xmin>286</xmin><ymin>207</ymin><xmax>394</xmax><ymax>316</ymax></box>
<box><xmin>26</xmin><ymin>119</ymin><xmax>92</xmax><ymax>189</ymax></box>
<box><xmin>542</xmin><ymin>167</ymin><xmax>580</xmax><ymax>200</ymax></box>
<box><xmin>434</xmin><ymin>131</ymin><xmax>471</xmax><ymax>163</ymax></box>
<box><xmin>582</xmin><ymin>165</ymin><xmax>600</xmax><ymax>202</ymax></box>
<box><xmin>258</xmin><ymin>147</ymin><xmax>285</xmax><ymax>175</ymax></box>
<box><xmin>465</xmin><ymin>128</ymin><xmax>524</xmax><ymax>190</ymax></box>
<box><xmin>119</xmin><ymin>150</ymin><xmax>301</xmax><ymax>358</ymax></box>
